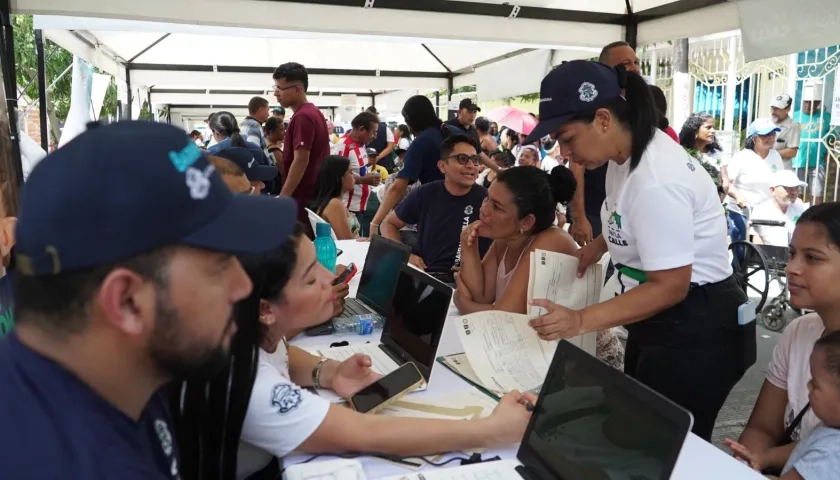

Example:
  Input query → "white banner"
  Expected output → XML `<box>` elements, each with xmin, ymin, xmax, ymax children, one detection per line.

<box><xmin>58</xmin><ymin>56</ymin><xmax>94</xmax><ymax>148</ymax></box>
<box><xmin>90</xmin><ymin>73</ymin><xmax>110</xmax><ymax>121</ymax></box>
<box><xmin>831</xmin><ymin>78</ymin><xmax>840</xmax><ymax>127</ymax></box>
<box><xmin>735</xmin><ymin>0</ymin><xmax>840</xmax><ymax>62</ymax></box>
<box><xmin>475</xmin><ymin>50</ymin><xmax>552</xmax><ymax>101</ymax></box>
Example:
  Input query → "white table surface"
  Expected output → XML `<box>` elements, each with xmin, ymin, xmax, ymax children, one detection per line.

<box><xmin>286</xmin><ymin>240</ymin><xmax>764</xmax><ymax>479</ymax></box>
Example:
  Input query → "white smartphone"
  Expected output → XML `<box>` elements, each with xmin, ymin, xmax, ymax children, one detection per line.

<box><xmin>349</xmin><ymin>362</ymin><xmax>425</xmax><ymax>414</ymax></box>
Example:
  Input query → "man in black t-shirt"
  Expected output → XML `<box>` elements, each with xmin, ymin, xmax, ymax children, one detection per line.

<box><xmin>381</xmin><ymin>134</ymin><xmax>490</xmax><ymax>282</ymax></box>
<box><xmin>445</xmin><ymin>99</ymin><xmax>500</xmax><ymax>176</ymax></box>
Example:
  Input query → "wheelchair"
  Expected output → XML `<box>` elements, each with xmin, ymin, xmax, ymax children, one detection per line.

<box><xmin>728</xmin><ymin>218</ymin><xmax>793</xmax><ymax>332</ymax></box>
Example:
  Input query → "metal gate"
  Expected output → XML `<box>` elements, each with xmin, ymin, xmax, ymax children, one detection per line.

<box><xmin>641</xmin><ymin>37</ymin><xmax>840</xmax><ymax>202</ymax></box>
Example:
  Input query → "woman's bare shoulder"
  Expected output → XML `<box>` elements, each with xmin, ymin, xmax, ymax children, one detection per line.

<box><xmin>532</xmin><ymin>227</ymin><xmax>578</xmax><ymax>254</ymax></box>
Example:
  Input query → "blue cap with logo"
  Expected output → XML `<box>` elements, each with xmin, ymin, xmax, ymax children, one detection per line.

<box><xmin>15</xmin><ymin>121</ymin><xmax>297</xmax><ymax>276</ymax></box>
<box><xmin>747</xmin><ymin>118</ymin><xmax>781</xmax><ymax>138</ymax></box>
<box><xmin>214</xmin><ymin>147</ymin><xmax>278</xmax><ymax>182</ymax></box>
<box><xmin>524</xmin><ymin>60</ymin><xmax>623</xmax><ymax>144</ymax></box>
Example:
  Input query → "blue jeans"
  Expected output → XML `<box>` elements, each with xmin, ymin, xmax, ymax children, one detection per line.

<box><xmin>730</xmin><ymin>211</ymin><xmax>748</xmax><ymax>261</ymax></box>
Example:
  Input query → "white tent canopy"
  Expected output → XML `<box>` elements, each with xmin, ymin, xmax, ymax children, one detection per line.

<box><xmin>15</xmin><ymin>0</ymin><xmax>742</xmax><ymax>119</ymax></box>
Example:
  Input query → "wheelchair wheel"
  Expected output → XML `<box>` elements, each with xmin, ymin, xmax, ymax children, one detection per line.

<box><xmin>761</xmin><ymin>298</ymin><xmax>787</xmax><ymax>332</ymax></box>
<box><xmin>730</xmin><ymin>241</ymin><xmax>770</xmax><ymax>313</ymax></box>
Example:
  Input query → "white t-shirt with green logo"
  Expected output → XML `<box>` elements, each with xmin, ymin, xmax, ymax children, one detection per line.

<box><xmin>602</xmin><ymin>130</ymin><xmax>731</xmax><ymax>295</ymax></box>
<box><xmin>751</xmin><ymin>199</ymin><xmax>807</xmax><ymax>247</ymax></box>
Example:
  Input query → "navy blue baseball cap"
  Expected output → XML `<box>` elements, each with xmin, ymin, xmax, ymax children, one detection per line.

<box><xmin>15</xmin><ymin>121</ymin><xmax>297</xmax><ymax>276</ymax></box>
<box><xmin>524</xmin><ymin>60</ymin><xmax>623</xmax><ymax>144</ymax></box>
<box><xmin>213</xmin><ymin>147</ymin><xmax>278</xmax><ymax>182</ymax></box>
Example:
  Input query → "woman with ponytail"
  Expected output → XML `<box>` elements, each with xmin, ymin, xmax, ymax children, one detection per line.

<box><xmin>207</xmin><ymin>112</ymin><xmax>274</xmax><ymax>193</ymax></box>
<box><xmin>520</xmin><ymin>60</ymin><xmax>754</xmax><ymax>442</ymax></box>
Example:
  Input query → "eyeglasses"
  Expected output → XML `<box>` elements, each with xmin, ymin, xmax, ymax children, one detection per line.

<box><xmin>445</xmin><ymin>154</ymin><xmax>480</xmax><ymax>166</ymax></box>
<box><xmin>272</xmin><ymin>84</ymin><xmax>299</xmax><ymax>93</ymax></box>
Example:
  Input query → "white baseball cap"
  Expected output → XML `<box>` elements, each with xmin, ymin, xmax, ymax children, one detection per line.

<box><xmin>770</xmin><ymin>93</ymin><xmax>792</xmax><ymax>110</ymax></box>
<box><xmin>772</xmin><ymin>170</ymin><xmax>807</xmax><ymax>188</ymax></box>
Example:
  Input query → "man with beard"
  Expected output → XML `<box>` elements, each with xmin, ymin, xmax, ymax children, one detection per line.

<box><xmin>0</xmin><ymin>121</ymin><xmax>298</xmax><ymax>479</ymax></box>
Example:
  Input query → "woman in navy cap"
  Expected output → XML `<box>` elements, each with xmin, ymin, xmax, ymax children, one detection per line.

<box><xmin>523</xmin><ymin>60</ymin><xmax>755</xmax><ymax>442</ymax></box>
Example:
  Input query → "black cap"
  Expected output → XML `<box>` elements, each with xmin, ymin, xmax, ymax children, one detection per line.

<box><xmin>15</xmin><ymin>121</ymin><xmax>297</xmax><ymax>276</ymax></box>
<box><xmin>524</xmin><ymin>60</ymin><xmax>623</xmax><ymax>144</ymax></box>
<box><xmin>459</xmin><ymin>99</ymin><xmax>481</xmax><ymax>112</ymax></box>
<box><xmin>214</xmin><ymin>147</ymin><xmax>278</xmax><ymax>182</ymax></box>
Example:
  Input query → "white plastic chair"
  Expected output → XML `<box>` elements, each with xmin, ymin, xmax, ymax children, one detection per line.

<box><xmin>305</xmin><ymin>208</ymin><xmax>338</xmax><ymax>242</ymax></box>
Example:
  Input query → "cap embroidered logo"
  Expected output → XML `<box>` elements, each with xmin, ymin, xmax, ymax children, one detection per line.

<box><xmin>168</xmin><ymin>142</ymin><xmax>202</xmax><ymax>173</ymax></box>
<box><xmin>248</xmin><ymin>159</ymin><xmax>255</xmax><ymax>168</ymax></box>
<box><xmin>185</xmin><ymin>165</ymin><xmax>215</xmax><ymax>200</ymax></box>
<box><xmin>579</xmin><ymin>82</ymin><xmax>598</xmax><ymax>102</ymax></box>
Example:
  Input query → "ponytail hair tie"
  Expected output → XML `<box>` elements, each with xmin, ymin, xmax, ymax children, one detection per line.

<box><xmin>614</xmin><ymin>64</ymin><xmax>629</xmax><ymax>89</ymax></box>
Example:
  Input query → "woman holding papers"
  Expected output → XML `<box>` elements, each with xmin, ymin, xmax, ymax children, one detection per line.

<box><xmin>454</xmin><ymin>165</ymin><xmax>625</xmax><ymax>369</ymax></box>
<box><xmin>520</xmin><ymin>60</ymin><xmax>754</xmax><ymax>442</ymax></box>
<box><xmin>173</xmin><ymin>224</ymin><xmax>537</xmax><ymax>480</ymax></box>
<box><xmin>454</xmin><ymin>165</ymin><xmax>577</xmax><ymax>315</ymax></box>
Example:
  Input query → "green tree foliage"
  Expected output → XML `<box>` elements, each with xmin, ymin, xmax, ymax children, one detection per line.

<box><xmin>13</xmin><ymin>14</ymin><xmax>118</xmax><ymax>144</ymax></box>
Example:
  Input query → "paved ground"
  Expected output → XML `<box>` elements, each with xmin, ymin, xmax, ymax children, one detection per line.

<box><xmin>711</xmin><ymin>325</ymin><xmax>782</xmax><ymax>449</ymax></box>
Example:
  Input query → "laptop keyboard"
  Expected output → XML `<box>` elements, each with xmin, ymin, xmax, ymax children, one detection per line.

<box><xmin>337</xmin><ymin>298</ymin><xmax>372</xmax><ymax>319</ymax></box>
<box><xmin>320</xmin><ymin>344</ymin><xmax>399</xmax><ymax>374</ymax></box>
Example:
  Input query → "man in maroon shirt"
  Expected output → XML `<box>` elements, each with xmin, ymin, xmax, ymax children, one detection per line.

<box><xmin>274</xmin><ymin>62</ymin><xmax>329</xmax><ymax>231</ymax></box>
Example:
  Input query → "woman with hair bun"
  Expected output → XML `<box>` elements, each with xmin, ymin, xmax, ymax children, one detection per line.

<box><xmin>522</xmin><ymin>60</ymin><xmax>753</xmax><ymax>442</ymax></box>
<box><xmin>454</xmin><ymin>165</ymin><xmax>578</xmax><ymax>315</ymax></box>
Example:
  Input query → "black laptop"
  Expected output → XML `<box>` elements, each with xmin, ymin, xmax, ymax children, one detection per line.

<box><xmin>306</xmin><ymin>234</ymin><xmax>410</xmax><ymax>336</ymax></box>
<box><xmin>405</xmin><ymin>340</ymin><xmax>694</xmax><ymax>480</ymax></box>
<box><xmin>313</xmin><ymin>265</ymin><xmax>453</xmax><ymax>384</ymax></box>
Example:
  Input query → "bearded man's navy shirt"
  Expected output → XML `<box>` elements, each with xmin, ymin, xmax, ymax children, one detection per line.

<box><xmin>0</xmin><ymin>332</ymin><xmax>180</xmax><ymax>479</ymax></box>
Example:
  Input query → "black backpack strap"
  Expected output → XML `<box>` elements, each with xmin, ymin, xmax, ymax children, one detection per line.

<box><xmin>780</xmin><ymin>402</ymin><xmax>811</xmax><ymax>445</ymax></box>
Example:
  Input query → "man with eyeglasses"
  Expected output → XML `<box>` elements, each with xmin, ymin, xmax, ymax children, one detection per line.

<box><xmin>273</xmin><ymin>62</ymin><xmax>330</xmax><ymax>233</ymax></box>
<box><xmin>381</xmin><ymin>134</ymin><xmax>489</xmax><ymax>283</ymax></box>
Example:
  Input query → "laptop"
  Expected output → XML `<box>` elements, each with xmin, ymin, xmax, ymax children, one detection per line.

<box><xmin>389</xmin><ymin>341</ymin><xmax>693</xmax><ymax>480</ymax></box>
<box><xmin>306</xmin><ymin>234</ymin><xmax>410</xmax><ymax>336</ymax></box>
<box><xmin>313</xmin><ymin>265</ymin><xmax>453</xmax><ymax>385</ymax></box>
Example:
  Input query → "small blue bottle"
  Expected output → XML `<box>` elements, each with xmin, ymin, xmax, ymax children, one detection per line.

<box><xmin>314</xmin><ymin>222</ymin><xmax>337</xmax><ymax>273</ymax></box>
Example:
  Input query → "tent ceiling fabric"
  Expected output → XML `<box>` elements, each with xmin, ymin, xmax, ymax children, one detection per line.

<box><xmin>20</xmin><ymin>0</ymin><xmax>745</xmax><ymax>106</ymax></box>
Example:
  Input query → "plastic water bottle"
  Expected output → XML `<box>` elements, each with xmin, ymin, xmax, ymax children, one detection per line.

<box><xmin>332</xmin><ymin>314</ymin><xmax>385</xmax><ymax>336</ymax></box>
<box><xmin>314</xmin><ymin>222</ymin><xmax>337</xmax><ymax>273</ymax></box>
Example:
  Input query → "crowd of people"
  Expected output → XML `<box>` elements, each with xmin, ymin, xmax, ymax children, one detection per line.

<box><xmin>0</xmin><ymin>39</ymin><xmax>838</xmax><ymax>480</ymax></box>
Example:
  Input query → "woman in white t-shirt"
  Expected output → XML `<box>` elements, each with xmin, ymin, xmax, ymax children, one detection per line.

<box><xmin>519</xmin><ymin>60</ymin><xmax>754</xmax><ymax>442</ymax></box>
<box><xmin>726</xmin><ymin>202</ymin><xmax>840</xmax><ymax>474</ymax></box>
<box><xmin>722</xmin><ymin>118</ymin><xmax>785</xmax><ymax>246</ymax></box>
<box><xmin>173</xmin><ymin>224</ymin><xmax>536</xmax><ymax>480</ymax></box>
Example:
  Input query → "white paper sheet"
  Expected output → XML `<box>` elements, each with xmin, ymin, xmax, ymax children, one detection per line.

<box><xmin>527</xmin><ymin>249</ymin><xmax>603</xmax><ymax>316</ymax></box>
<box><xmin>457</xmin><ymin>311</ymin><xmax>554</xmax><ymax>394</ymax></box>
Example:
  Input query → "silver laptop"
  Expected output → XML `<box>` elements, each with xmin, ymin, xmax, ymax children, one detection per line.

<box><xmin>314</xmin><ymin>265</ymin><xmax>453</xmax><ymax>387</ymax></box>
<box><xmin>388</xmin><ymin>341</ymin><xmax>694</xmax><ymax>480</ymax></box>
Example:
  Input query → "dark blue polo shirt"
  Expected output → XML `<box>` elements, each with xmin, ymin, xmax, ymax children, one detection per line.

<box><xmin>397</xmin><ymin>124</ymin><xmax>465</xmax><ymax>186</ymax></box>
<box><xmin>0</xmin><ymin>333</ymin><xmax>180</xmax><ymax>479</ymax></box>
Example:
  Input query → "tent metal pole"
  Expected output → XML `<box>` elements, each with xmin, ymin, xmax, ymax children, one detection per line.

<box><xmin>0</xmin><ymin>0</ymin><xmax>23</xmax><ymax>185</ymax></box>
<box><xmin>125</xmin><ymin>66</ymin><xmax>133</xmax><ymax>119</ymax></box>
<box><xmin>35</xmin><ymin>30</ymin><xmax>49</xmax><ymax>151</ymax></box>
<box><xmin>435</xmin><ymin>91</ymin><xmax>440</xmax><ymax>117</ymax></box>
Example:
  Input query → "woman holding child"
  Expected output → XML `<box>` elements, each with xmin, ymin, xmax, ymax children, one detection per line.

<box><xmin>727</xmin><ymin>202</ymin><xmax>840</xmax><ymax>478</ymax></box>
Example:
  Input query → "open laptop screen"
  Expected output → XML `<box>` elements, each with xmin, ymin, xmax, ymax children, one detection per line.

<box><xmin>519</xmin><ymin>342</ymin><xmax>691</xmax><ymax>480</ymax></box>
<box><xmin>356</xmin><ymin>235</ymin><xmax>411</xmax><ymax>313</ymax></box>
<box><xmin>381</xmin><ymin>266</ymin><xmax>453</xmax><ymax>370</ymax></box>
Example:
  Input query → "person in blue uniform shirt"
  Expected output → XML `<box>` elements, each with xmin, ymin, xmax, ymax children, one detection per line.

<box><xmin>0</xmin><ymin>121</ymin><xmax>298</xmax><ymax>479</ymax></box>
